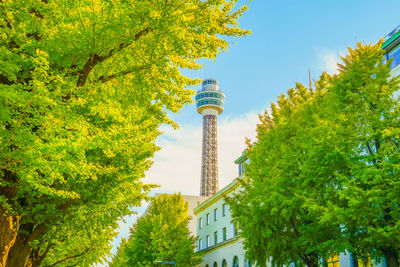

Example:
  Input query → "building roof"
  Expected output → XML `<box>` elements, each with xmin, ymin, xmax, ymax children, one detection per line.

<box><xmin>234</xmin><ymin>151</ymin><xmax>248</xmax><ymax>164</ymax></box>
<box><xmin>193</xmin><ymin>178</ymin><xmax>240</xmax><ymax>215</ymax></box>
<box><xmin>382</xmin><ymin>25</ymin><xmax>400</xmax><ymax>51</ymax></box>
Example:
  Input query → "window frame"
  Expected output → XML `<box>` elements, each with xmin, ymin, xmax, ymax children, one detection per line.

<box><xmin>222</xmin><ymin>204</ymin><xmax>227</xmax><ymax>217</ymax></box>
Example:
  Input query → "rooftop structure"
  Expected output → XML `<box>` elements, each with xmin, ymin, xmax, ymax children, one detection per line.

<box><xmin>382</xmin><ymin>24</ymin><xmax>400</xmax><ymax>77</ymax></box>
<box><xmin>196</xmin><ymin>78</ymin><xmax>225</xmax><ymax>196</ymax></box>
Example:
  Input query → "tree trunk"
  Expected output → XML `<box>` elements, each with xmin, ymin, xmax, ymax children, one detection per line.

<box><xmin>6</xmin><ymin>233</ymin><xmax>32</xmax><ymax>267</ymax></box>
<box><xmin>304</xmin><ymin>253</ymin><xmax>319</xmax><ymax>267</ymax></box>
<box><xmin>384</xmin><ymin>249</ymin><xmax>399</xmax><ymax>267</ymax></box>
<box><xmin>0</xmin><ymin>207</ymin><xmax>19</xmax><ymax>267</ymax></box>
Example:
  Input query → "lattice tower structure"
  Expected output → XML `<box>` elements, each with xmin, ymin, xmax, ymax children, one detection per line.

<box><xmin>195</xmin><ymin>78</ymin><xmax>225</xmax><ymax>196</ymax></box>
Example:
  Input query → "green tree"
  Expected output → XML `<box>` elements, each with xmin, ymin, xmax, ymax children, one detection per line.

<box><xmin>228</xmin><ymin>42</ymin><xmax>400</xmax><ymax>267</ymax></box>
<box><xmin>0</xmin><ymin>0</ymin><xmax>249</xmax><ymax>265</ymax></box>
<box><xmin>228</xmin><ymin>79</ymin><xmax>341</xmax><ymax>267</ymax></box>
<box><xmin>110</xmin><ymin>194</ymin><xmax>200</xmax><ymax>267</ymax></box>
<box><xmin>109</xmin><ymin>238</ymin><xmax>129</xmax><ymax>267</ymax></box>
<box><xmin>320</xmin><ymin>42</ymin><xmax>400</xmax><ymax>266</ymax></box>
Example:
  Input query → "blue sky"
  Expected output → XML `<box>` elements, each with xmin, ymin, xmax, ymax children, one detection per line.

<box><xmin>106</xmin><ymin>0</ymin><xmax>400</xmax><ymax>262</ymax></box>
<box><xmin>176</xmin><ymin>0</ymin><xmax>400</xmax><ymax>124</ymax></box>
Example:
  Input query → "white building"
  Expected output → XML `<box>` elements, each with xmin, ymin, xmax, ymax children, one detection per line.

<box><xmin>193</xmin><ymin>178</ymin><xmax>250</xmax><ymax>267</ymax></box>
<box><xmin>382</xmin><ymin>24</ymin><xmax>400</xmax><ymax>79</ymax></box>
<box><xmin>194</xmin><ymin>155</ymin><xmax>252</xmax><ymax>267</ymax></box>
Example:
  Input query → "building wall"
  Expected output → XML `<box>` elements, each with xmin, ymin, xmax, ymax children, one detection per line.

<box><xmin>196</xmin><ymin>193</ymin><xmax>236</xmax><ymax>250</ymax></box>
<box><xmin>391</xmin><ymin>64</ymin><xmax>400</xmax><ymax>79</ymax></box>
<box><xmin>181</xmin><ymin>195</ymin><xmax>209</xmax><ymax>237</ymax></box>
<box><xmin>200</xmin><ymin>238</ymin><xmax>247</xmax><ymax>267</ymax></box>
<box><xmin>195</xmin><ymin>179</ymin><xmax>251</xmax><ymax>267</ymax></box>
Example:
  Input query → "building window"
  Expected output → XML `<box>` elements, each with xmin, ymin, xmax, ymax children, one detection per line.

<box><xmin>245</xmin><ymin>255</ymin><xmax>252</xmax><ymax>267</ymax></box>
<box><xmin>232</xmin><ymin>256</ymin><xmax>239</xmax><ymax>267</ymax></box>
<box><xmin>327</xmin><ymin>253</ymin><xmax>340</xmax><ymax>267</ymax></box>
<box><xmin>206</xmin><ymin>235</ymin><xmax>210</xmax><ymax>248</ymax></box>
<box><xmin>233</xmin><ymin>224</ymin><xmax>238</xmax><ymax>236</ymax></box>
<box><xmin>206</xmin><ymin>213</ymin><xmax>210</xmax><ymax>225</ymax></box>
<box><xmin>222</xmin><ymin>260</ymin><xmax>227</xmax><ymax>267</ymax></box>
<box><xmin>238</xmin><ymin>163</ymin><xmax>244</xmax><ymax>176</ymax></box>
<box><xmin>214</xmin><ymin>231</ymin><xmax>218</xmax><ymax>245</ymax></box>
<box><xmin>213</xmin><ymin>262</ymin><xmax>218</xmax><ymax>267</ymax></box>
<box><xmin>222</xmin><ymin>204</ymin><xmax>227</xmax><ymax>217</ymax></box>
<box><xmin>222</xmin><ymin>227</ymin><xmax>226</xmax><ymax>241</ymax></box>
<box><xmin>214</xmin><ymin>208</ymin><xmax>218</xmax><ymax>221</ymax></box>
<box><xmin>198</xmin><ymin>238</ymin><xmax>202</xmax><ymax>251</ymax></box>
<box><xmin>199</xmin><ymin>218</ymin><xmax>203</xmax><ymax>229</ymax></box>
<box><xmin>388</xmin><ymin>44</ymin><xmax>400</xmax><ymax>70</ymax></box>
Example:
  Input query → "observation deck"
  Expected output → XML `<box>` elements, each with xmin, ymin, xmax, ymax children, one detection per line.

<box><xmin>195</xmin><ymin>78</ymin><xmax>225</xmax><ymax>115</ymax></box>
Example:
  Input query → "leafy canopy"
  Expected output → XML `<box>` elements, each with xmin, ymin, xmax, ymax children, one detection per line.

<box><xmin>0</xmin><ymin>0</ymin><xmax>250</xmax><ymax>265</ymax></box>
<box><xmin>228</xmin><ymin>41</ymin><xmax>400</xmax><ymax>267</ymax></box>
<box><xmin>110</xmin><ymin>194</ymin><xmax>201</xmax><ymax>267</ymax></box>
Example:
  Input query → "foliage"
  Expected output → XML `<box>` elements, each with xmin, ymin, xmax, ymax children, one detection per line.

<box><xmin>110</xmin><ymin>194</ymin><xmax>201</xmax><ymax>267</ymax></box>
<box><xmin>228</xmin><ymin>80</ymin><xmax>339</xmax><ymax>267</ymax></box>
<box><xmin>322</xmin><ymin>42</ymin><xmax>400</xmax><ymax>266</ymax></box>
<box><xmin>0</xmin><ymin>0</ymin><xmax>249</xmax><ymax>265</ymax></box>
<box><xmin>228</xmin><ymin>42</ymin><xmax>400</xmax><ymax>267</ymax></box>
<box><xmin>109</xmin><ymin>238</ymin><xmax>129</xmax><ymax>267</ymax></box>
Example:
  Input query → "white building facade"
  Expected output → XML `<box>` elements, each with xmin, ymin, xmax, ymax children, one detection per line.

<box><xmin>194</xmin><ymin>178</ymin><xmax>252</xmax><ymax>267</ymax></box>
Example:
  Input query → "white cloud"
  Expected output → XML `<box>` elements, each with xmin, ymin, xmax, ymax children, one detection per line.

<box><xmin>145</xmin><ymin>112</ymin><xmax>259</xmax><ymax>194</ymax></box>
<box><xmin>319</xmin><ymin>50</ymin><xmax>340</xmax><ymax>75</ymax></box>
<box><xmin>317</xmin><ymin>49</ymin><xmax>346</xmax><ymax>75</ymax></box>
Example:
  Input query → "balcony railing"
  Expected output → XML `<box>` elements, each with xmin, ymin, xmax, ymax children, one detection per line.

<box><xmin>384</xmin><ymin>25</ymin><xmax>400</xmax><ymax>42</ymax></box>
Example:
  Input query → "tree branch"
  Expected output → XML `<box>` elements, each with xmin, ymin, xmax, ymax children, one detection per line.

<box><xmin>27</xmin><ymin>222</ymin><xmax>48</xmax><ymax>244</ymax></box>
<box><xmin>44</xmin><ymin>248</ymin><xmax>89</xmax><ymax>267</ymax></box>
<box><xmin>57</xmin><ymin>199</ymin><xmax>76</xmax><ymax>211</ymax></box>
<box><xmin>31</xmin><ymin>242</ymin><xmax>55</xmax><ymax>266</ymax></box>
<box><xmin>374</xmin><ymin>137</ymin><xmax>381</xmax><ymax>155</ymax></box>
<box><xmin>0</xmin><ymin>74</ymin><xmax>14</xmax><ymax>85</ymax></box>
<box><xmin>39</xmin><ymin>243</ymin><xmax>55</xmax><ymax>262</ymax></box>
<box><xmin>365</xmin><ymin>142</ymin><xmax>378</xmax><ymax>166</ymax></box>
<box><xmin>289</xmin><ymin>216</ymin><xmax>301</xmax><ymax>236</ymax></box>
<box><xmin>76</xmin><ymin>27</ymin><xmax>152</xmax><ymax>87</ymax></box>
<box><xmin>96</xmin><ymin>65</ymin><xmax>147</xmax><ymax>84</ymax></box>
<box><xmin>0</xmin><ymin>159</ymin><xmax>24</xmax><ymax>170</ymax></box>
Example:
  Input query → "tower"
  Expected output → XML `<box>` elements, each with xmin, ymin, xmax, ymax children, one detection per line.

<box><xmin>196</xmin><ymin>78</ymin><xmax>225</xmax><ymax>196</ymax></box>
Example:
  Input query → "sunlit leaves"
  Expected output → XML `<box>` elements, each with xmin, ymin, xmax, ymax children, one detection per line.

<box><xmin>110</xmin><ymin>194</ymin><xmax>201</xmax><ymax>267</ymax></box>
<box><xmin>228</xmin><ymin>42</ymin><xmax>400</xmax><ymax>266</ymax></box>
<box><xmin>1</xmin><ymin>0</ymin><xmax>249</xmax><ymax>264</ymax></box>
